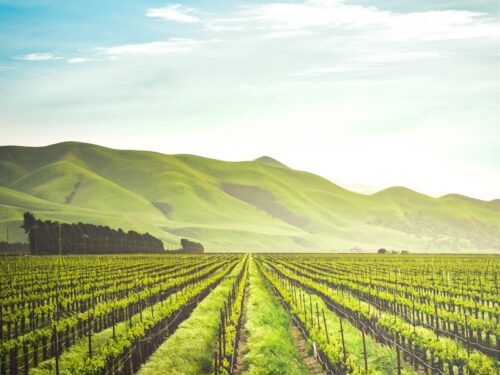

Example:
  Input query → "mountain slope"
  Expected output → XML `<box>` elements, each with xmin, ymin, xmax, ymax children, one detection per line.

<box><xmin>0</xmin><ymin>142</ymin><xmax>498</xmax><ymax>252</ymax></box>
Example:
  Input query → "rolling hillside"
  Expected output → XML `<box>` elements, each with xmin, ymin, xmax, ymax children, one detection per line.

<box><xmin>0</xmin><ymin>142</ymin><xmax>498</xmax><ymax>252</ymax></box>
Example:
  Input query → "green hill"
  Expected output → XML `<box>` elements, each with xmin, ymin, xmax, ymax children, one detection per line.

<box><xmin>0</xmin><ymin>142</ymin><xmax>498</xmax><ymax>252</ymax></box>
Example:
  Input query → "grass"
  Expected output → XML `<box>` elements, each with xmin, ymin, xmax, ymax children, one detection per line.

<box><xmin>137</xmin><ymin>256</ymin><xmax>246</xmax><ymax>375</ymax></box>
<box><xmin>1</xmin><ymin>141</ymin><xmax>499</xmax><ymax>251</ymax></box>
<box><xmin>242</xmin><ymin>256</ymin><xmax>309</xmax><ymax>375</ymax></box>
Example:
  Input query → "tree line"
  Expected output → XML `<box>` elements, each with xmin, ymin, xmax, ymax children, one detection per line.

<box><xmin>21</xmin><ymin>212</ymin><xmax>165</xmax><ymax>254</ymax></box>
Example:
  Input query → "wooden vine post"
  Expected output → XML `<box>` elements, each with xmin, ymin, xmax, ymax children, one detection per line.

<box><xmin>218</xmin><ymin>322</ymin><xmax>222</xmax><ymax>366</ymax></box>
<box><xmin>88</xmin><ymin>315</ymin><xmax>93</xmax><ymax>359</ymax></box>
<box><xmin>309</xmin><ymin>295</ymin><xmax>313</xmax><ymax>327</ymax></box>
<box><xmin>361</xmin><ymin>326</ymin><xmax>368</xmax><ymax>373</ymax></box>
<box><xmin>396</xmin><ymin>333</ymin><xmax>402</xmax><ymax>375</ymax></box>
<box><xmin>53</xmin><ymin>325</ymin><xmax>60</xmax><ymax>375</ymax></box>
<box><xmin>214</xmin><ymin>351</ymin><xmax>218</xmax><ymax>375</ymax></box>
<box><xmin>339</xmin><ymin>317</ymin><xmax>347</xmax><ymax>362</ymax></box>
<box><xmin>112</xmin><ymin>308</ymin><xmax>116</xmax><ymax>340</ymax></box>
<box><xmin>322</xmin><ymin>309</ymin><xmax>330</xmax><ymax>344</ymax></box>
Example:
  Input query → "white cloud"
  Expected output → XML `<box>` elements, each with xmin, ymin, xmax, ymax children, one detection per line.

<box><xmin>204</xmin><ymin>23</ymin><xmax>246</xmax><ymax>32</ymax></box>
<box><xmin>145</xmin><ymin>1</ymin><xmax>498</xmax><ymax>43</ymax></box>
<box><xmin>227</xmin><ymin>1</ymin><xmax>498</xmax><ymax>42</ymax></box>
<box><xmin>379</xmin><ymin>10</ymin><xmax>499</xmax><ymax>41</ymax></box>
<box><xmin>100</xmin><ymin>38</ymin><xmax>203</xmax><ymax>57</ymax></box>
<box><xmin>15</xmin><ymin>52</ymin><xmax>57</xmax><ymax>61</ymax></box>
<box><xmin>146</xmin><ymin>4</ymin><xmax>200</xmax><ymax>23</ymax></box>
<box><xmin>247</xmin><ymin>1</ymin><xmax>388</xmax><ymax>29</ymax></box>
<box><xmin>204</xmin><ymin>16</ymin><xmax>251</xmax><ymax>31</ymax></box>
<box><xmin>67</xmin><ymin>57</ymin><xmax>90</xmax><ymax>64</ymax></box>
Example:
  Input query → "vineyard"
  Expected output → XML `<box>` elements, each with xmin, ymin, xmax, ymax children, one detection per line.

<box><xmin>0</xmin><ymin>254</ymin><xmax>498</xmax><ymax>375</ymax></box>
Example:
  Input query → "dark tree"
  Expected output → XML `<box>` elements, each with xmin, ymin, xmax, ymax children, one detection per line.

<box><xmin>179</xmin><ymin>238</ymin><xmax>204</xmax><ymax>253</ymax></box>
<box><xmin>21</xmin><ymin>212</ymin><xmax>39</xmax><ymax>253</ymax></box>
<box><xmin>377</xmin><ymin>248</ymin><xmax>387</xmax><ymax>254</ymax></box>
<box><xmin>21</xmin><ymin>212</ymin><xmax>36</xmax><ymax>233</ymax></box>
<box><xmin>20</xmin><ymin>212</ymin><xmax>164</xmax><ymax>254</ymax></box>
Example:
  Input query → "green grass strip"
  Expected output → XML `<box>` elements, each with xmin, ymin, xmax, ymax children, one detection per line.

<box><xmin>138</xmin><ymin>256</ymin><xmax>247</xmax><ymax>375</ymax></box>
<box><xmin>242</xmin><ymin>256</ymin><xmax>308</xmax><ymax>375</ymax></box>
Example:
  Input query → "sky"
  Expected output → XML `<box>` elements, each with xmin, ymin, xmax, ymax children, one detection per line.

<box><xmin>0</xmin><ymin>0</ymin><xmax>499</xmax><ymax>200</ymax></box>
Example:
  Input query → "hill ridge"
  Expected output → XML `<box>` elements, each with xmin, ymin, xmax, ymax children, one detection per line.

<box><xmin>0</xmin><ymin>142</ymin><xmax>498</xmax><ymax>252</ymax></box>
<box><xmin>254</xmin><ymin>156</ymin><xmax>290</xmax><ymax>169</ymax></box>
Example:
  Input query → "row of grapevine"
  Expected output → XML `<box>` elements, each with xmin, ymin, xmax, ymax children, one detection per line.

<box><xmin>279</xmin><ymin>256</ymin><xmax>498</xmax><ymax>355</ymax></box>
<box><xmin>1</xmin><ymin>257</ymin><xmax>223</xmax><ymax>340</ymax></box>
<box><xmin>256</xmin><ymin>257</ymin><xmax>380</xmax><ymax>375</ymax></box>
<box><xmin>213</xmin><ymin>257</ymin><xmax>249</xmax><ymax>375</ymax></box>
<box><xmin>260</xmin><ymin>254</ymin><xmax>499</xmax><ymax>375</ymax></box>
<box><xmin>58</xmin><ymin>257</ymin><xmax>241</xmax><ymax>375</ymax></box>
<box><xmin>0</xmin><ymin>254</ymin><xmax>243</xmax><ymax>375</ymax></box>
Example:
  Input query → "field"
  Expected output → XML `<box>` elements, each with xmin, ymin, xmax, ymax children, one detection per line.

<box><xmin>0</xmin><ymin>254</ymin><xmax>498</xmax><ymax>375</ymax></box>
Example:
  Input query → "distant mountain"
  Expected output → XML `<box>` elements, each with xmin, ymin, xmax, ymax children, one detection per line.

<box><xmin>0</xmin><ymin>142</ymin><xmax>498</xmax><ymax>252</ymax></box>
<box><xmin>254</xmin><ymin>156</ymin><xmax>290</xmax><ymax>169</ymax></box>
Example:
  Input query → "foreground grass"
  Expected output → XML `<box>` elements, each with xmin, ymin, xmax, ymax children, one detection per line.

<box><xmin>242</xmin><ymin>256</ymin><xmax>308</xmax><ymax>375</ymax></box>
<box><xmin>138</xmin><ymin>256</ymin><xmax>246</xmax><ymax>375</ymax></box>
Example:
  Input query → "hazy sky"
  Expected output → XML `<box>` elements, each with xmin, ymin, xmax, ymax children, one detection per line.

<box><xmin>0</xmin><ymin>0</ymin><xmax>499</xmax><ymax>199</ymax></box>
